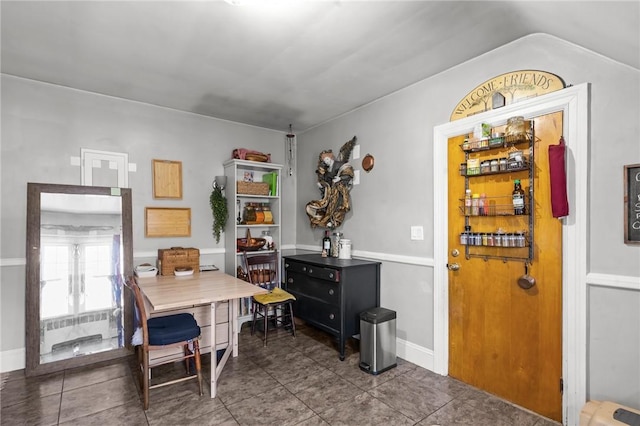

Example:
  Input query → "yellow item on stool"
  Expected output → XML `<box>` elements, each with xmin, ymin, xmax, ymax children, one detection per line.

<box><xmin>253</xmin><ymin>287</ymin><xmax>296</xmax><ymax>305</ymax></box>
<box><xmin>580</xmin><ymin>400</ymin><xmax>640</xmax><ymax>426</ymax></box>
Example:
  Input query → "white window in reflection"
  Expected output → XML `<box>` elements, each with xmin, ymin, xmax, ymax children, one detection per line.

<box><xmin>41</xmin><ymin>245</ymin><xmax>70</xmax><ymax>318</ymax></box>
<box><xmin>84</xmin><ymin>243</ymin><xmax>114</xmax><ymax>311</ymax></box>
<box><xmin>41</xmin><ymin>238</ymin><xmax>118</xmax><ymax>318</ymax></box>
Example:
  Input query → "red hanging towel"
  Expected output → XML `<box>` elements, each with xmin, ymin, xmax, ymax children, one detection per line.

<box><xmin>548</xmin><ymin>136</ymin><xmax>569</xmax><ymax>218</ymax></box>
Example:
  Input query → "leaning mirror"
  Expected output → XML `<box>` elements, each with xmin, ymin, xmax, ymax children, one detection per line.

<box><xmin>26</xmin><ymin>183</ymin><xmax>133</xmax><ymax>376</ymax></box>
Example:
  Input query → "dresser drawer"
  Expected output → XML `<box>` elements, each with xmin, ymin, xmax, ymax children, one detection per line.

<box><xmin>286</xmin><ymin>271</ymin><xmax>339</xmax><ymax>305</ymax></box>
<box><xmin>293</xmin><ymin>297</ymin><xmax>340</xmax><ymax>335</ymax></box>
<box><xmin>285</xmin><ymin>260</ymin><xmax>340</xmax><ymax>282</ymax></box>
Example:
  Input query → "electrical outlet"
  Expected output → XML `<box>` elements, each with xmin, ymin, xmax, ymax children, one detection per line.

<box><xmin>410</xmin><ymin>226</ymin><xmax>424</xmax><ymax>240</ymax></box>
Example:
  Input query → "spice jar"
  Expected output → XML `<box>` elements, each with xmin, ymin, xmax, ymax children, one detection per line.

<box><xmin>508</xmin><ymin>150</ymin><xmax>524</xmax><ymax>169</ymax></box>
<box><xmin>459</xmin><ymin>232</ymin><xmax>466</xmax><ymax>245</ymax></box>
<box><xmin>254</xmin><ymin>204</ymin><xmax>264</xmax><ymax>223</ymax></box>
<box><xmin>243</xmin><ymin>203</ymin><xmax>256</xmax><ymax>223</ymax></box>
<box><xmin>481</xmin><ymin>161</ymin><xmax>491</xmax><ymax>174</ymax></box>
<box><xmin>499</xmin><ymin>157</ymin><xmax>508</xmax><ymax>171</ymax></box>
<box><xmin>262</xmin><ymin>203</ymin><xmax>273</xmax><ymax>224</ymax></box>
<box><xmin>459</xmin><ymin>163</ymin><xmax>467</xmax><ymax>176</ymax></box>
<box><xmin>506</xmin><ymin>116</ymin><xmax>525</xmax><ymax>137</ymax></box>
<box><xmin>490</xmin><ymin>159</ymin><xmax>499</xmax><ymax>172</ymax></box>
<box><xmin>331</xmin><ymin>232</ymin><xmax>343</xmax><ymax>257</ymax></box>
<box><xmin>467</xmin><ymin>158</ymin><xmax>480</xmax><ymax>175</ymax></box>
<box><xmin>261</xmin><ymin>230</ymin><xmax>273</xmax><ymax>250</ymax></box>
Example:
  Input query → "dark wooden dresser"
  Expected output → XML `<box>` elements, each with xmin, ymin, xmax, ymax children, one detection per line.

<box><xmin>283</xmin><ymin>254</ymin><xmax>380</xmax><ymax>360</ymax></box>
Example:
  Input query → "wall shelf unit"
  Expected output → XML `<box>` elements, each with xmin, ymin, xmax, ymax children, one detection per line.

<box><xmin>223</xmin><ymin>159</ymin><xmax>282</xmax><ymax>328</ymax></box>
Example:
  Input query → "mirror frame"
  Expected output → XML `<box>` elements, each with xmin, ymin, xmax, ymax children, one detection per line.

<box><xmin>26</xmin><ymin>183</ymin><xmax>134</xmax><ymax>376</ymax></box>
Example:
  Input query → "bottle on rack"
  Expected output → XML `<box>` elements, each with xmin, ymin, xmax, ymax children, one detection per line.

<box><xmin>464</xmin><ymin>189</ymin><xmax>472</xmax><ymax>216</ymax></box>
<box><xmin>512</xmin><ymin>179</ymin><xmax>526</xmax><ymax>215</ymax></box>
<box><xmin>479</xmin><ymin>193</ymin><xmax>486</xmax><ymax>216</ymax></box>
<box><xmin>322</xmin><ymin>230</ymin><xmax>332</xmax><ymax>257</ymax></box>
<box><xmin>471</xmin><ymin>193</ymin><xmax>480</xmax><ymax>216</ymax></box>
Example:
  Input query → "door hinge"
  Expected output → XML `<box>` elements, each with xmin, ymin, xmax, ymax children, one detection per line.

<box><xmin>560</xmin><ymin>378</ymin><xmax>564</xmax><ymax>394</ymax></box>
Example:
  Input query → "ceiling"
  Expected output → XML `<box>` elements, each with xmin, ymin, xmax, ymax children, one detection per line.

<box><xmin>2</xmin><ymin>1</ymin><xmax>639</xmax><ymax>133</ymax></box>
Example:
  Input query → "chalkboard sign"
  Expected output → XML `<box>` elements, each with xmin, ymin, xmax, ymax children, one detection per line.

<box><xmin>624</xmin><ymin>164</ymin><xmax>640</xmax><ymax>244</ymax></box>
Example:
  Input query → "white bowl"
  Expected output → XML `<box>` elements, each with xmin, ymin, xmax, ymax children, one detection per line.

<box><xmin>135</xmin><ymin>265</ymin><xmax>158</xmax><ymax>278</ymax></box>
<box><xmin>174</xmin><ymin>267</ymin><xmax>194</xmax><ymax>276</ymax></box>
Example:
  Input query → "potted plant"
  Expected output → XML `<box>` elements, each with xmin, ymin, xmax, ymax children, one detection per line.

<box><xmin>210</xmin><ymin>178</ymin><xmax>228</xmax><ymax>244</ymax></box>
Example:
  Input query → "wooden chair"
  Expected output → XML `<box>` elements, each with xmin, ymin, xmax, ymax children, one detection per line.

<box><xmin>127</xmin><ymin>278</ymin><xmax>203</xmax><ymax>410</ymax></box>
<box><xmin>242</xmin><ymin>251</ymin><xmax>296</xmax><ymax>346</ymax></box>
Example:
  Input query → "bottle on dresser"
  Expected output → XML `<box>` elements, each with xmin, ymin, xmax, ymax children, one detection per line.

<box><xmin>322</xmin><ymin>230</ymin><xmax>332</xmax><ymax>257</ymax></box>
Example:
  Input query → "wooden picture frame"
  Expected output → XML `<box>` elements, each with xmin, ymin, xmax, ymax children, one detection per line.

<box><xmin>145</xmin><ymin>207</ymin><xmax>191</xmax><ymax>237</ymax></box>
<box><xmin>624</xmin><ymin>164</ymin><xmax>640</xmax><ymax>244</ymax></box>
<box><xmin>152</xmin><ymin>159</ymin><xmax>182</xmax><ymax>199</ymax></box>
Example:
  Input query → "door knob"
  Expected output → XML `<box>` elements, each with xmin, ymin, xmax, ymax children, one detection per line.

<box><xmin>447</xmin><ymin>263</ymin><xmax>460</xmax><ymax>271</ymax></box>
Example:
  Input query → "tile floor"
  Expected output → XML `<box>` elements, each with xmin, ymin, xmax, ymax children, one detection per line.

<box><xmin>1</xmin><ymin>322</ymin><xmax>561</xmax><ymax>425</ymax></box>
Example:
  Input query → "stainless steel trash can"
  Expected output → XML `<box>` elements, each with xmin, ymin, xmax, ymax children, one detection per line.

<box><xmin>359</xmin><ymin>307</ymin><xmax>397</xmax><ymax>375</ymax></box>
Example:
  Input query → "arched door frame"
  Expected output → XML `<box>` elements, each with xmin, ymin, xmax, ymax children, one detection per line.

<box><xmin>433</xmin><ymin>83</ymin><xmax>589</xmax><ymax>426</ymax></box>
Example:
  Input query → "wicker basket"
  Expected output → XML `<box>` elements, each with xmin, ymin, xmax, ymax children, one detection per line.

<box><xmin>157</xmin><ymin>247</ymin><xmax>200</xmax><ymax>276</ymax></box>
<box><xmin>237</xmin><ymin>181</ymin><xmax>270</xmax><ymax>196</ymax></box>
<box><xmin>237</xmin><ymin>229</ymin><xmax>266</xmax><ymax>252</ymax></box>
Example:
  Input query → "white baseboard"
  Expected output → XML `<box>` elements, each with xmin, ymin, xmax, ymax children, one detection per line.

<box><xmin>1</xmin><ymin>348</ymin><xmax>25</xmax><ymax>373</ymax></box>
<box><xmin>397</xmin><ymin>337</ymin><xmax>434</xmax><ymax>372</ymax></box>
<box><xmin>1</xmin><ymin>340</ymin><xmax>435</xmax><ymax>375</ymax></box>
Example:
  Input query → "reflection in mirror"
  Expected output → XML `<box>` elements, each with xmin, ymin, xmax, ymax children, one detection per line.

<box><xmin>26</xmin><ymin>183</ymin><xmax>133</xmax><ymax>376</ymax></box>
<box><xmin>40</xmin><ymin>193</ymin><xmax>123</xmax><ymax>363</ymax></box>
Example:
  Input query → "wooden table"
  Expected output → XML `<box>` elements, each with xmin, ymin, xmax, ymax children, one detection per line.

<box><xmin>136</xmin><ymin>271</ymin><xmax>267</xmax><ymax>398</ymax></box>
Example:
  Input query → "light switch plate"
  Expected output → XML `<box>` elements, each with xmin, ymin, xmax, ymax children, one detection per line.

<box><xmin>352</xmin><ymin>144</ymin><xmax>360</xmax><ymax>160</ymax></box>
<box><xmin>411</xmin><ymin>226</ymin><xmax>424</xmax><ymax>240</ymax></box>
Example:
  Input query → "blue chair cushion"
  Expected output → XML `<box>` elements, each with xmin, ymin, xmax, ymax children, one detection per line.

<box><xmin>147</xmin><ymin>313</ymin><xmax>200</xmax><ymax>346</ymax></box>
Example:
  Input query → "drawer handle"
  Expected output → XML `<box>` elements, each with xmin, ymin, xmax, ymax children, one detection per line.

<box><xmin>287</xmin><ymin>278</ymin><xmax>293</xmax><ymax>283</ymax></box>
<box><xmin>328</xmin><ymin>289</ymin><xmax>334</xmax><ymax>295</ymax></box>
<box><xmin>285</xmin><ymin>263</ymin><xmax>289</xmax><ymax>268</ymax></box>
<box><xmin>309</xmin><ymin>268</ymin><xmax>313</xmax><ymax>273</ymax></box>
<box><xmin>302</xmin><ymin>266</ymin><xmax>307</xmax><ymax>272</ymax></box>
<box><xmin>329</xmin><ymin>313</ymin><xmax>335</xmax><ymax>320</ymax></box>
<box><xmin>329</xmin><ymin>273</ymin><xmax>334</xmax><ymax>279</ymax></box>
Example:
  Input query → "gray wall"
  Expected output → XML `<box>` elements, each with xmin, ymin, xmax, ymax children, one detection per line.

<box><xmin>1</xmin><ymin>75</ymin><xmax>295</xmax><ymax>357</ymax></box>
<box><xmin>296</xmin><ymin>34</ymin><xmax>640</xmax><ymax>407</ymax></box>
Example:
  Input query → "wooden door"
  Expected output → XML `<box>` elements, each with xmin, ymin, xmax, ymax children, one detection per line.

<box><xmin>447</xmin><ymin>112</ymin><xmax>563</xmax><ymax>421</ymax></box>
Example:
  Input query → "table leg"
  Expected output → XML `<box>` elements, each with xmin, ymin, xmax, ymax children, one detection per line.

<box><xmin>232</xmin><ymin>298</ymin><xmax>239</xmax><ymax>357</ymax></box>
<box><xmin>210</xmin><ymin>302</ymin><xmax>217</xmax><ymax>398</ymax></box>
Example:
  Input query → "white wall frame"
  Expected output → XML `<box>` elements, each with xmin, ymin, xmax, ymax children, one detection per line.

<box><xmin>81</xmin><ymin>148</ymin><xmax>129</xmax><ymax>187</ymax></box>
<box><xmin>433</xmin><ymin>83</ymin><xmax>590</xmax><ymax>426</ymax></box>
